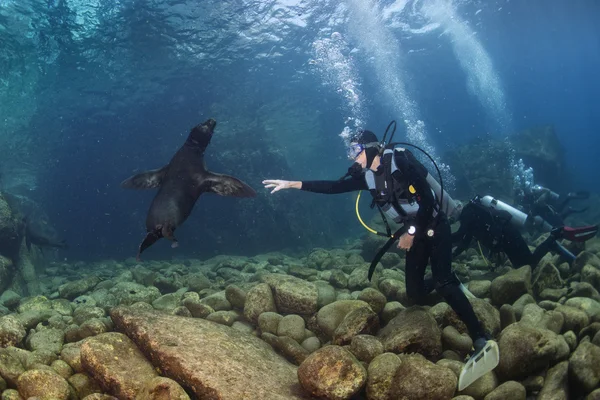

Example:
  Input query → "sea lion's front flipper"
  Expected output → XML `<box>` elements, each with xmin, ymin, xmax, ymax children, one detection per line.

<box><xmin>202</xmin><ymin>172</ymin><xmax>257</xmax><ymax>197</ymax></box>
<box><xmin>121</xmin><ymin>166</ymin><xmax>168</xmax><ymax>190</ymax></box>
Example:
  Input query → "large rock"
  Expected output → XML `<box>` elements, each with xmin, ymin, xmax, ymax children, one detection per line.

<box><xmin>262</xmin><ymin>274</ymin><xmax>318</xmax><ymax>315</ymax></box>
<box><xmin>0</xmin><ymin>348</ymin><xmax>25</xmax><ymax>387</ymax></box>
<box><xmin>110</xmin><ymin>306</ymin><xmax>308</xmax><ymax>399</ymax></box>
<box><xmin>569</xmin><ymin>341</ymin><xmax>600</xmax><ymax>395</ymax></box>
<box><xmin>565</xmin><ymin>297</ymin><xmax>600</xmax><ymax>323</ymax></box>
<box><xmin>377</xmin><ymin>307</ymin><xmax>442</xmax><ymax>359</ymax></box>
<box><xmin>0</xmin><ymin>315</ymin><xmax>26</xmax><ymax>347</ymax></box>
<box><xmin>490</xmin><ymin>266</ymin><xmax>532</xmax><ymax>306</ymax></box>
<box><xmin>17</xmin><ymin>369</ymin><xmax>71</xmax><ymax>400</ymax></box>
<box><xmin>532</xmin><ymin>262</ymin><xmax>563</xmax><ymax>296</ymax></box>
<box><xmin>297</xmin><ymin>345</ymin><xmax>366</xmax><ymax>400</ymax></box>
<box><xmin>496</xmin><ymin>323</ymin><xmax>569</xmax><ymax>381</ymax></box>
<box><xmin>366</xmin><ymin>353</ymin><xmax>403</xmax><ymax>400</ymax></box>
<box><xmin>59</xmin><ymin>276</ymin><xmax>101</xmax><ymax>300</ymax></box>
<box><xmin>80</xmin><ymin>332</ymin><xmax>157</xmax><ymax>399</ymax></box>
<box><xmin>389</xmin><ymin>354</ymin><xmax>457</xmax><ymax>400</ymax></box>
<box><xmin>538</xmin><ymin>361</ymin><xmax>569</xmax><ymax>400</ymax></box>
<box><xmin>136</xmin><ymin>377</ymin><xmax>191</xmax><ymax>400</ymax></box>
<box><xmin>332</xmin><ymin>306</ymin><xmax>379</xmax><ymax>346</ymax></box>
<box><xmin>109</xmin><ymin>282</ymin><xmax>161</xmax><ymax>305</ymax></box>
<box><xmin>244</xmin><ymin>283</ymin><xmax>276</xmax><ymax>324</ymax></box>
<box><xmin>316</xmin><ymin>300</ymin><xmax>371</xmax><ymax>338</ymax></box>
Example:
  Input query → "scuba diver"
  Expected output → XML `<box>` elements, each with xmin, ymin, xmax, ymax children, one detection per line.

<box><xmin>263</xmin><ymin>124</ymin><xmax>497</xmax><ymax>390</ymax></box>
<box><xmin>517</xmin><ymin>183</ymin><xmax>594</xmax><ymax>234</ymax></box>
<box><xmin>451</xmin><ymin>195</ymin><xmax>595</xmax><ymax>270</ymax></box>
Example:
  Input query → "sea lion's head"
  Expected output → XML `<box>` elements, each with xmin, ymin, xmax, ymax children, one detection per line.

<box><xmin>187</xmin><ymin>118</ymin><xmax>217</xmax><ymax>149</ymax></box>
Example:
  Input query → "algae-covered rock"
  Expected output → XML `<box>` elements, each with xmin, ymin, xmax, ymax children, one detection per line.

<box><xmin>110</xmin><ymin>306</ymin><xmax>306</xmax><ymax>399</ymax></box>
<box><xmin>482</xmin><ymin>380</ymin><xmax>525</xmax><ymax>400</ymax></box>
<box><xmin>17</xmin><ymin>369</ymin><xmax>71</xmax><ymax>400</ymax></box>
<box><xmin>26</xmin><ymin>327</ymin><xmax>64</xmax><ymax>354</ymax></box>
<box><xmin>258</xmin><ymin>311</ymin><xmax>282</xmax><ymax>335</ymax></box>
<box><xmin>51</xmin><ymin>359</ymin><xmax>74</xmax><ymax>380</ymax></box>
<box><xmin>467</xmin><ymin>280</ymin><xmax>491</xmax><ymax>299</ymax></box>
<box><xmin>68</xmin><ymin>372</ymin><xmax>103</xmax><ymax>398</ymax></box>
<box><xmin>496</xmin><ymin>323</ymin><xmax>569</xmax><ymax>381</ymax></box>
<box><xmin>316</xmin><ymin>300</ymin><xmax>371</xmax><ymax>338</ymax></box>
<box><xmin>224</xmin><ymin>284</ymin><xmax>246</xmax><ymax>309</ymax></box>
<box><xmin>389</xmin><ymin>354</ymin><xmax>457</xmax><ymax>400</ymax></box>
<box><xmin>565</xmin><ymin>297</ymin><xmax>600</xmax><ymax>322</ymax></box>
<box><xmin>244</xmin><ymin>283</ymin><xmax>277</xmax><ymax>323</ymax></box>
<box><xmin>537</xmin><ymin>360</ymin><xmax>569</xmax><ymax>400</ymax></box>
<box><xmin>490</xmin><ymin>266</ymin><xmax>532</xmax><ymax>305</ymax></box>
<box><xmin>0</xmin><ymin>348</ymin><xmax>25</xmax><ymax>387</ymax></box>
<box><xmin>569</xmin><ymin>341</ymin><xmax>600</xmax><ymax>394</ymax></box>
<box><xmin>261</xmin><ymin>332</ymin><xmax>310</xmax><ymax>365</ymax></box>
<box><xmin>59</xmin><ymin>276</ymin><xmax>101</xmax><ymax>300</ymax></box>
<box><xmin>349</xmin><ymin>334</ymin><xmax>383</xmax><ymax>363</ymax></box>
<box><xmin>0</xmin><ymin>315</ymin><xmax>25</xmax><ymax>348</ymax></box>
<box><xmin>262</xmin><ymin>274</ymin><xmax>318</xmax><ymax>315</ymax></box>
<box><xmin>378</xmin><ymin>307</ymin><xmax>442</xmax><ymax>359</ymax></box>
<box><xmin>199</xmin><ymin>291</ymin><xmax>231</xmax><ymax>311</ymax></box>
<box><xmin>205</xmin><ymin>310</ymin><xmax>240</xmax><ymax>326</ymax></box>
<box><xmin>277</xmin><ymin>314</ymin><xmax>306</xmax><ymax>343</ymax></box>
<box><xmin>358</xmin><ymin>288</ymin><xmax>387</xmax><ymax>314</ymax></box>
<box><xmin>80</xmin><ymin>332</ymin><xmax>157</xmax><ymax>399</ymax></box>
<box><xmin>297</xmin><ymin>345</ymin><xmax>366</xmax><ymax>400</ymax></box>
<box><xmin>108</xmin><ymin>282</ymin><xmax>161</xmax><ymax>306</ymax></box>
<box><xmin>332</xmin><ymin>305</ymin><xmax>379</xmax><ymax>346</ymax></box>
<box><xmin>366</xmin><ymin>353</ymin><xmax>402</xmax><ymax>400</ymax></box>
<box><xmin>136</xmin><ymin>377</ymin><xmax>191</xmax><ymax>400</ymax></box>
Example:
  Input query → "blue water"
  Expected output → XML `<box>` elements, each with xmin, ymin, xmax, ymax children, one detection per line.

<box><xmin>0</xmin><ymin>0</ymin><xmax>598</xmax><ymax>261</ymax></box>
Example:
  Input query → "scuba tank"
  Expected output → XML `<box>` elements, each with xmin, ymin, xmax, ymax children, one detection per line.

<box><xmin>426</xmin><ymin>173</ymin><xmax>457</xmax><ymax>218</ymax></box>
<box><xmin>479</xmin><ymin>195</ymin><xmax>528</xmax><ymax>228</ymax></box>
<box><xmin>479</xmin><ymin>195</ymin><xmax>552</xmax><ymax>233</ymax></box>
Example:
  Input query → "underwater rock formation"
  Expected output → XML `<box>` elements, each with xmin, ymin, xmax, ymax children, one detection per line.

<box><xmin>444</xmin><ymin>125</ymin><xmax>567</xmax><ymax>201</ymax></box>
<box><xmin>0</xmin><ymin>233</ymin><xmax>598</xmax><ymax>398</ymax></box>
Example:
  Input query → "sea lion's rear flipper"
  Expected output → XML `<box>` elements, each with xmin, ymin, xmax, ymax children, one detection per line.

<box><xmin>121</xmin><ymin>166</ymin><xmax>168</xmax><ymax>190</ymax></box>
<box><xmin>202</xmin><ymin>172</ymin><xmax>257</xmax><ymax>197</ymax></box>
<box><xmin>137</xmin><ymin>230</ymin><xmax>162</xmax><ymax>261</ymax></box>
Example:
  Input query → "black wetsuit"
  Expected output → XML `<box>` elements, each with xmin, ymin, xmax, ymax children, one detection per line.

<box><xmin>520</xmin><ymin>187</ymin><xmax>589</xmax><ymax>229</ymax></box>
<box><xmin>452</xmin><ymin>200</ymin><xmax>559</xmax><ymax>269</ymax></box>
<box><xmin>302</xmin><ymin>151</ymin><xmax>487</xmax><ymax>342</ymax></box>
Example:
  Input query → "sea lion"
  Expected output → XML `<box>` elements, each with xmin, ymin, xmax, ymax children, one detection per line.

<box><xmin>121</xmin><ymin>118</ymin><xmax>256</xmax><ymax>259</ymax></box>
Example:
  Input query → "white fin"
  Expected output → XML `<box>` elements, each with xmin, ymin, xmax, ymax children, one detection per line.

<box><xmin>460</xmin><ymin>283</ymin><xmax>476</xmax><ymax>299</ymax></box>
<box><xmin>458</xmin><ymin>340</ymin><xmax>500</xmax><ymax>391</ymax></box>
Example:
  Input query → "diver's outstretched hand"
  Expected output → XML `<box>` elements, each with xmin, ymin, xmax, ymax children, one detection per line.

<box><xmin>262</xmin><ymin>179</ymin><xmax>301</xmax><ymax>194</ymax></box>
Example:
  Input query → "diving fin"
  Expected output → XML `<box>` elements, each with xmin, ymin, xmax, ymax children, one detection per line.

<box><xmin>561</xmin><ymin>225</ymin><xmax>598</xmax><ymax>242</ymax></box>
<box><xmin>459</xmin><ymin>282</ymin><xmax>476</xmax><ymax>299</ymax></box>
<box><xmin>458</xmin><ymin>340</ymin><xmax>500</xmax><ymax>391</ymax></box>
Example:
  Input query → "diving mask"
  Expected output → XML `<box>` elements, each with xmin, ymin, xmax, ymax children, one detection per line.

<box><xmin>347</xmin><ymin>142</ymin><xmax>364</xmax><ymax>160</ymax></box>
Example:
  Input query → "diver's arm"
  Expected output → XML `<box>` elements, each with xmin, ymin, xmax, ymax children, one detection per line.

<box><xmin>263</xmin><ymin>177</ymin><xmax>367</xmax><ymax>194</ymax></box>
<box><xmin>300</xmin><ymin>178</ymin><xmax>368</xmax><ymax>194</ymax></box>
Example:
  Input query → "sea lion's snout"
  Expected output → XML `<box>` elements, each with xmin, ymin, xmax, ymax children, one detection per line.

<box><xmin>205</xmin><ymin>118</ymin><xmax>217</xmax><ymax>131</ymax></box>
